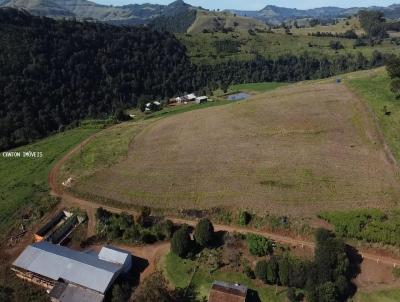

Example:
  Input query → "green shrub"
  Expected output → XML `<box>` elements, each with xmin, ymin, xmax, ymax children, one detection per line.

<box><xmin>238</xmin><ymin>211</ymin><xmax>251</xmax><ymax>226</ymax></box>
<box><xmin>194</xmin><ymin>218</ymin><xmax>214</xmax><ymax>247</ymax></box>
<box><xmin>254</xmin><ymin>260</ymin><xmax>268</xmax><ymax>283</ymax></box>
<box><xmin>246</xmin><ymin>233</ymin><xmax>273</xmax><ymax>256</ymax></box>
<box><xmin>390</xmin><ymin>78</ymin><xmax>400</xmax><ymax>98</ymax></box>
<box><xmin>393</xmin><ymin>267</ymin><xmax>400</xmax><ymax>278</ymax></box>
<box><xmin>171</xmin><ymin>225</ymin><xmax>192</xmax><ymax>258</ymax></box>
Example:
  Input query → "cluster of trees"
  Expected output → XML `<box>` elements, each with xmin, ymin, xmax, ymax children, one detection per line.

<box><xmin>386</xmin><ymin>54</ymin><xmax>400</xmax><ymax>98</ymax></box>
<box><xmin>320</xmin><ymin>209</ymin><xmax>400</xmax><ymax>246</ymax></box>
<box><xmin>198</xmin><ymin>51</ymin><xmax>385</xmax><ymax>92</ymax></box>
<box><xmin>171</xmin><ymin>218</ymin><xmax>215</xmax><ymax>258</ymax></box>
<box><xmin>0</xmin><ymin>8</ymin><xmax>390</xmax><ymax>151</ymax></box>
<box><xmin>252</xmin><ymin>229</ymin><xmax>355</xmax><ymax>302</ymax></box>
<box><xmin>96</xmin><ymin>207</ymin><xmax>174</xmax><ymax>244</ymax></box>
<box><xmin>310</xmin><ymin>29</ymin><xmax>358</xmax><ymax>39</ymax></box>
<box><xmin>329</xmin><ymin>40</ymin><xmax>345</xmax><ymax>50</ymax></box>
<box><xmin>0</xmin><ymin>8</ymin><xmax>197</xmax><ymax>150</ymax></box>
<box><xmin>359</xmin><ymin>10</ymin><xmax>388</xmax><ymax>41</ymax></box>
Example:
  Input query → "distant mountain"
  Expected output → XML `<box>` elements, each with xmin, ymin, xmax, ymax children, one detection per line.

<box><xmin>2</xmin><ymin>0</ymin><xmax>400</xmax><ymax>27</ymax></box>
<box><xmin>1</xmin><ymin>0</ymin><xmax>197</xmax><ymax>25</ymax></box>
<box><xmin>227</xmin><ymin>4</ymin><xmax>400</xmax><ymax>24</ymax></box>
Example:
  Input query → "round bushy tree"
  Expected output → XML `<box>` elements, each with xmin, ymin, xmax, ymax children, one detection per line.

<box><xmin>171</xmin><ymin>225</ymin><xmax>192</xmax><ymax>258</ymax></box>
<box><xmin>194</xmin><ymin>218</ymin><xmax>214</xmax><ymax>247</ymax></box>
<box><xmin>246</xmin><ymin>233</ymin><xmax>273</xmax><ymax>256</ymax></box>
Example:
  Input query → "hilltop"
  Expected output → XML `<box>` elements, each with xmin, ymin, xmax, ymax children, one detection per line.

<box><xmin>1</xmin><ymin>0</ymin><xmax>194</xmax><ymax>25</ymax></box>
<box><xmin>228</xmin><ymin>4</ymin><xmax>400</xmax><ymax>25</ymax></box>
<box><xmin>2</xmin><ymin>0</ymin><xmax>400</xmax><ymax>27</ymax></box>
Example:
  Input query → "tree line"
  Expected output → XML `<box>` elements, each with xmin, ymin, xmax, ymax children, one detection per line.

<box><xmin>0</xmin><ymin>8</ymin><xmax>388</xmax><ymax>151</ymax></box>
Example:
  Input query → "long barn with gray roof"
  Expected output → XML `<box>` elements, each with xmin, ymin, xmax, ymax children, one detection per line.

<box><xmin>12</xmin><ymin>242</ymin><xmax>132</xmax><ymax>302</ymax></box>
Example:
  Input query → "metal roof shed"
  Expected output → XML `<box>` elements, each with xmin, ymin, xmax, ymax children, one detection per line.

<box><xmin>12</xmin><ymin>242</ymin><xmax>122</xmax><ymax>294</ymax></box>
<box><xmin>98</xmin><ymin>246</ymin><xmax>132</xmax><ymax>273</ymax></box>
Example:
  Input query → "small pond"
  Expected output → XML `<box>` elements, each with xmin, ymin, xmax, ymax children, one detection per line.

<box><xmin>226</xmin><ymin>92</ymin><xmax>251</xmax><ymax>101</ymax></box>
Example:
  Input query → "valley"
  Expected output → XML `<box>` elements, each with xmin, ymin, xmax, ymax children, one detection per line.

<box><xmin>2</xmin><ymin>1</ymin><xmax>400</xmax><ymax>302</ymax></box>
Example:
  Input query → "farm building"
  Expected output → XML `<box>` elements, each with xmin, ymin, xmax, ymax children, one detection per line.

<box><xmin>186</xmin><ymin>93</ymin><xmax>196</xmax><ymax>101</ymax></box>
<box><xmin>208</xmin><ymin>281</ymin><xmax>248</xmax><ymax>302</ymax></box>
<box><xmin>145</xmin><ymin>101</ymin><xmax>162</xmax><ymax>112</ymax></box>
<box><xmin>12</xmin><ymin>242</ymin><xmax>132</xmax><ymax>302</ymax></box>
<box><xmin>34</xmin><ymin>210</ymin><xmax>85</xmax><ymax>244</ymax></box>
<box><xmin>195</xmin><ymin>96</ymin><xmax>208</xmax><ymax>104</ymax></box>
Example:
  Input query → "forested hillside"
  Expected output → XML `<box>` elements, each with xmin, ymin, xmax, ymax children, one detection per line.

<box><xmin>0</xmin><ymin>8</ymin><xmax>197</xmax><ymax>150</ymax></box>
<box><xmin>0</xmin><ymin>8</ymin><xmax>388</xmax><ymax>151</ymax></box>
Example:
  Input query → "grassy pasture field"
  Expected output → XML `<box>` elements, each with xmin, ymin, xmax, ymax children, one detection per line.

<box><xmin>178</xmin><ymin>28</ymin><xmax>400</xmax><ymax>65</ymax></box>
<box><xmin>346</xmin><ymin>68</ymin><xmax>400</xmax><ymax>162</ymax></box>
<box><xmin>68</xmin><ymin>79</ymin><xmax>400</xmax><ymax>216</ymax></box>
<box><xmin>354</xmin><ymin>288</ymin><xmax>400</xmax><ymax>302</ymax></box>
<box><xmin>273</xmin><ymin>17</ymin><xmax>364</xmax><ymax>36</ymax></box>
<box><xmin>187</xmin><ymin>10</ymin><xmax>267</xmax><ymax>34</ymax></box>
<box><xmin>0</xmin><ymin>127</ymin><xmax>98</xmax><ymax>237</ymax></box>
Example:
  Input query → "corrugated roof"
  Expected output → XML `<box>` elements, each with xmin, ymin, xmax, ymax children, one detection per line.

<box><xmin>98</xmin><ymin>246</ymin><xmax>130</xmax><ymax>266</ymax></box>
<box><xmin>13</xmin><ymin>242</ymin><xmax>122</xmax><ymax>294</ymax></box>
<box><xmin>208</xmin><ymin>281</ymin><xmax>247</xmax><ymax>302</ymax></box>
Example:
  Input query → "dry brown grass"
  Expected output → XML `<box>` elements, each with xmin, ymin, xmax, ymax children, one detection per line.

<box><xmin>74</xmin><ymin>82</ymin><xmax>400</xmax><ymax>216</ymax></box>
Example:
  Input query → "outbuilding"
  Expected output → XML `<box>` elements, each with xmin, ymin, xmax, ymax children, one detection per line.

<box><xmin>208</xmin><ymin>281</ymin><xmax>248</xmax><ymax>302</ymax></box>
<box><xmin>12</xmin><ymin>242</ymin><xmax>132</xmax><ymax>302</ymax></box>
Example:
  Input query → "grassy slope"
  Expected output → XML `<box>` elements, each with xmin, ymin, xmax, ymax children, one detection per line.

<box><xmin>0</xmin><ymin>128</ymin><xmax>98</xmax><ymax>236</ymax></box>
<box><xmin>178</xmin><ymin>29</ymin><xmax>399</xmax><ymax>65</ymax></box>
<box><xmin>187</xmin><ymin>10</ymin><xmax>266</xmax><ymax>34</ymax></box>
<box><xmin>274</xmin><ymin>17</ymin><xmax>364</xmax><ymax>36</ymax></box>
<box><xmin>61</xmin><ymin>99</ymin><xmax>234</xmax><ymax>184</ymax></box>
<box><xmin>354</xmin><ymin>289</ymin><xmax>400</xmax><ymax>302</ymax></box>
<box><xmin>346</xmin><ymin>68</ymin><xmax>400</xmax><ymax>162</ymax></box>
<box><xmin>161</xmin><ymin>252</ymin><xmax>286</xmax><ymax>302</ymax></box>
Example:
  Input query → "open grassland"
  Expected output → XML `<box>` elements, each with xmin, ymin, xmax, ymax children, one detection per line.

<box><xmin>354</xmin><ymin>288</ymin><xmax>400</xmax><ymax>302</ymax></box>
<box><xmin>161</xmin><ymin>252</ymin><xmax>286</xmax><ymax>301</ymax></box>
<box><xmin>58</xmin><ymin>121</ymin><xmax>151</xmax><ymax>184</ymax></box>
<box><xmin>0</xmin><ymin>128</ymin><xmax>98</xmax><ymax>236</ymax></box>
<box><xmin>214</xmin><ymin>82</ymin><xmax>288</xmax><ymax>97</ymax></box>
<box><xmin>71</xmin><ymin>81</ymin><xmax>400</xmax><ymax>216</ymax></box>
<box><xmin>61</xmin><ymin>99</ymin><xmax>235</xmax><ymax>184</ymax></box>
<box><xmin>178</xmin><ymin>30</ymin><xmax>400</xmax><ymax>65</ymax></box>
<box><xmin>274</xmin><ymin>17</ymin><xmax>364</xmax><ymax>36</ymax></box>
<box><xmin>346</xmin><ymin>68</ymin><xmax>400</xmax><ymax>162</ymax></box>
<box><xmin>187</xmin><ymin>10</ymin><xmax>266</xmax><ymax>34</ymax></box>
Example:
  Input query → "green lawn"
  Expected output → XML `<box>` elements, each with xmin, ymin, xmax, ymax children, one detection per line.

<box><xmin>0</xmin><ymin>127</ymin><xmax>98</xmax><ymax>237</ymax></box>
<box><xmin>161</xmin><ymin>252</ymin><xmax>286</xmax><ymax>302</ymax></box>
<box><xmin>59</xmin><ymin>121</ymin><xmax>150</xmax><ymax>184</ymax></box>
<box><xmin>354</xmin><ymin>288</ymin><xmax>400</xmax><ymax>302</ymax></box>
<box><xmin>346</xmin><ymin>68</ymin><xmax>400</xmax><ymax>162</ymax></box>
<box><xmin>229</xmin><ymin>82</ymin><xmax>288</xmax><ymax>93</ymax></box>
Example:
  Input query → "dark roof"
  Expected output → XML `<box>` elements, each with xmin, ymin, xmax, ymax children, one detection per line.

<box><xmin>208</xmin><ymin>281</ymin><xmax>247</xmax><ymax>302</ymax></box>
<box><xmin>49</xmin><ymin>282</ymin><xmax>104</xmax><ymax>302</ymax></box>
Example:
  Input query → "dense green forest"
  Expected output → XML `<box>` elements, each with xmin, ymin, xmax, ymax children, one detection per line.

<box><xmin>0</xmin><ymin>8</ymin><xmax>388</xmax><ymax>150</ymax></box>
<box><xmin>0</xmin><ymin>8</ymin><xmax>197</xmax><ymax>150</ymax></box>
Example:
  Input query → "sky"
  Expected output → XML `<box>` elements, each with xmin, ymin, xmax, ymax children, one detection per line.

<box><xmin>92</xmin><ymin>0</ymin><xmax>399</xmax><ymax>10</ymax></box>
